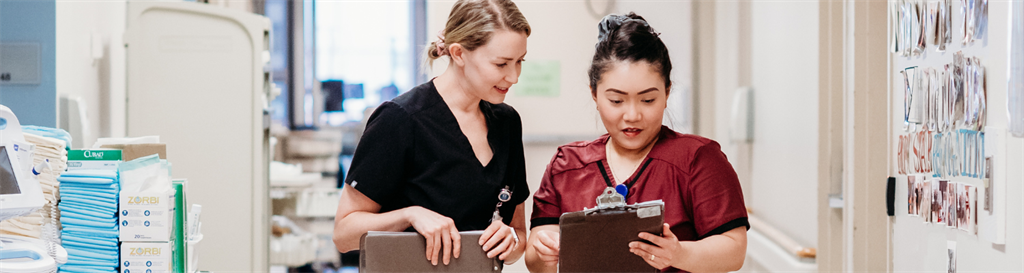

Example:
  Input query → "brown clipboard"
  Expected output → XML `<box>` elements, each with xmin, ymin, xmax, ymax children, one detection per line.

<box><xmin>359</xmin><ymin>230</ymin><xmax>503</xmax><ymax>273</ymax></box>
<box><xmin>558</xmin><ymin>200</ymin><xmax>665</xmax><ymax>273</ymax></box>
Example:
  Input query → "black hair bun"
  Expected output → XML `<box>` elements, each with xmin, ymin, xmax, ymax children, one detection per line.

<box><xmin>588</xmin><ymin>12</ymin><xmax>672</xmax><ymax>93</ymax></box>
<box><xmin>597</xmin><ymin>12</ymin><xmax>653</xmax><ymax>43</ymax></box>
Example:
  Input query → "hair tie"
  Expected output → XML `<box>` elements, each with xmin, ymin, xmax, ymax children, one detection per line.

<box><xmin>597</xmin><ymin>14</ymin><xmax>655</xmax><ymax>43</ymax></box>
<box><xmin>436</xmin><ymin>30</ymin><xmax>447</xmax><ymax>56</ymax></box>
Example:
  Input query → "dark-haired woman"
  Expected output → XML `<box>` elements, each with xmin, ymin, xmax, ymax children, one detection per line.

<box><xmin>524</xmin><ymin>13</ymin><xmax>748</xmax><ymax>273</ymax></box>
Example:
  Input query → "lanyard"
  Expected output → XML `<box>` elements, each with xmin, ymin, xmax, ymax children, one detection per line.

<box><xmin>596</xmin><ymin>158</ymin><xmax>653</xmax><ymax>197</ymax></box>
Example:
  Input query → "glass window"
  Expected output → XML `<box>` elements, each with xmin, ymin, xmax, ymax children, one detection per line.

<box><xmin>316</xmin><ymin>0</ymin><xmax>419</xmax><ymax>126</ymax></box>
<box><xmin>265</xmin><ymin>0</ymin><xmax>291</xmax><ymax>128</ymax></box>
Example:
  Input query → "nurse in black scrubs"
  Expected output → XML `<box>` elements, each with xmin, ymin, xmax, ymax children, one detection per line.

<box><xmin>332</xmin><ymin>0</ymin><xmax>531</xmax><ymax>267</ymax></box>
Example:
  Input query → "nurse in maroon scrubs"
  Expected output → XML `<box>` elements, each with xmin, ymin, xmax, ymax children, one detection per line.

<box><xmin>524</xmin><ymin>12</ymin><xmax>749</xmax><ymax>273</ymax></box>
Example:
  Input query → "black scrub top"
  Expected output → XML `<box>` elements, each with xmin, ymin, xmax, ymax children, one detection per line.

<box><xmin>344</xmin><ymin>80</ymin><xmax>529</xmax><ymax>231</ymax></box>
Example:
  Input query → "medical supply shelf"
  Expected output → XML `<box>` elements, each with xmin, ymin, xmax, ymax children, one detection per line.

<box><xmin>270</xmin><ymin>177</ymin><xmax>342</xmax><ymax>269</ymax></box>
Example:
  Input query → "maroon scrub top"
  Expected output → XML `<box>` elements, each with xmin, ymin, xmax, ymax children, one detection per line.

<box><xmin>531</xmin><ymin>126</ymin><xmax>748</xmax><ymax>271</ymax></box>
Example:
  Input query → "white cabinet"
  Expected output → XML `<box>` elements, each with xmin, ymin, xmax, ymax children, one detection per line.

<box><xmin>124</xmin><ymin>2</ymin><xmax>272</xmax><ymax>271</ymax></box>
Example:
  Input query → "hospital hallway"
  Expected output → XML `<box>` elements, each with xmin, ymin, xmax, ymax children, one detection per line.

<box><xmin>0</xmin><ymin>0</ymin><xmax>1022</xmax><ymax>272</ymax></box>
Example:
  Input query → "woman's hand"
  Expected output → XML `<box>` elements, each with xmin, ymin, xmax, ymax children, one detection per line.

<box><xmin>629</xmin><ymin>223</ymin><xmax>683</xmax><ymax>270</ymax></box>
<box><xmin>479</xmin><ymin>220</ymin><xmax>517</xmax><ymax>260</ymax></box>
<box><xmin>530</xmin><ymin>228</ymin><xmax>561</xmax><ymax>267</ymax></box>
<box><xmin>404</xmin><ymin>206</ymin><xmax>461</xmax><ymax>266</ymax></box>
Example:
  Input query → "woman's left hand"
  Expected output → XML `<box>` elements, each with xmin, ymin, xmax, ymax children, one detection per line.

<box><xmin>479</xmin><ymin>220</ymin><xmax>518</xmax><ymax>260</ymax></box>
<box><xmin>629</xmin><ymin>223</ymin><xmax>682</xmax><ymax>270</ymax></box>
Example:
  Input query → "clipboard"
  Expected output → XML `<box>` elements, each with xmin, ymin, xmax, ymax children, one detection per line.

<box><xmin>359</xmin><ymin>230</ymin><xmax>503</xmax><ymax>273</ymax></box>
<box><xmin>558</xmin><ymin>199</ymin><xmax>665</xmax><ymax>273</ymax></box>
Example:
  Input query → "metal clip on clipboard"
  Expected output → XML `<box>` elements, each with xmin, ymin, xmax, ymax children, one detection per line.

<box><xmin>587</xmin><ymin>186</ymin><xmax>663</xmax><ymax>215</ymax></box>
<box><xmin>594</xmin><ymin>187</ymin><xmax>627</xmax><ymax>210</ymax></box>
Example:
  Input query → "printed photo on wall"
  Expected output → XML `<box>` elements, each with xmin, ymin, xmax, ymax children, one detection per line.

<box><xmin>985</xmin><ymin>157</ymin><xmax>993</xmax><ymax>212</ymax></box>
<box><xmin>947</xmin><ymin>181</ymin><xmax>957</xmax><ymax>228</ymax></box>
<box><xmin>948</xmin><ymin>240</ymin><xmax>957</xmax><ymax>273</ymax></box>
<box><xmin>964</xmin><ymin>184</ymin><xmax>978</xmax><ymax>234</ymax></box>
<box><xmin>908</xmin><ymin>175</ymin><xmax>919</xmax><ymax>216</ymax></box>
<box><xmin>932</xmin><ymin>180</ymin><xmax>943</xmax><ymax>223</ymax></box>
<box><xmin>938</xmin><ymin>180</ymin><xmax>949</xmax><ymax>224</ymax></box>
<box><xmin>922</xmin><ymin>180</ymin><xmax>932</xmax><ymax>222</ymax></box>
<box><xmin>957</xmin><ymin>183</ymin><xmax>968</xmax><ymax>230</ymax></box>
<box><xmin>921</xmin><ymin>177</ymin><xmax>929</xmax><ymax>218</ymax></box>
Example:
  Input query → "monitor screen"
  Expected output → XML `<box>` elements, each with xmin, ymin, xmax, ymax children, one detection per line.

<box><xmin>0</xmin><ymin>146</ymin><xmax>22</xmax><ymax>195</ymax></box>
<box><xmin>322</xmin><ymin>80</ymin><xmax>345</xmax><ymax>112</ymax></box>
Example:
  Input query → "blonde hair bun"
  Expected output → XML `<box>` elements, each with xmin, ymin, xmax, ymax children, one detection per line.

<box><xmin>425</xmin><ymin>0</ymin><xmax>531</xmax><ymax>66</ymax></box>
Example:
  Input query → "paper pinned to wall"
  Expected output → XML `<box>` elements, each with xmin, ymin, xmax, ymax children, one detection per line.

<box><xmin>947</xmin><ymin>241</ymin><xmax>957</xmax><ymax>273</ymax></box>
<box><xmin>514</xmin><ymin>60</ymin><xmax>560</xmax><ymax>97</ymax></box>
<box><xmin>978</xmin><ymin>126</ymin><xmax>1005</xmax><ymax>244</ymax></box>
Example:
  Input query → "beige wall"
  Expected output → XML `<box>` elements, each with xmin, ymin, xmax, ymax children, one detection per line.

<box><xmin>55</xmin><ymin>0</ymin><xmax>128</xmax><ymax>147</ymax></box>
<box><xmin>817</xmin><ymin>0</ymin><xmax>844</xmax><ymax>270</ymax></box>
<box><xmin>847</xmin><ymin>1</ymin><xmax>892</xmax><ymax>270</ymax></box>
<box><xmin>693</xmin><ymin>0</ymin><xmax>714</xmax><ymax>137</ymax></box>
<box><xmin>703</xmin><ymin>0</ymin><xmax>820</xmax><ymax>249</ymax></box>
<box><xmin>746</xmin><ymin>0</ymin><xmax>820</xmax><ymax>249</ymax></box>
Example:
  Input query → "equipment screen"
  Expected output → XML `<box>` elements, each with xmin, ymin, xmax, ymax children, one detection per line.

<box><xmin>0</xmin><ymin>146</ymin><xmax>21</xmax><ymax>195</ymax></box>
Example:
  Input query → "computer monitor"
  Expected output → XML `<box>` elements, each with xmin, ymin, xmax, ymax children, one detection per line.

<box><xmin>380</xmin><ymin>83</ymin><xmax>399</xmax><ymax>102</ymax></box>
<box><xmin>344</xmin><ymin>83</ymin><xmax>364</xmax><ymax>99</ymax></box>
<box><xmin>0</xmin><ymin>146</ymin><xmax>43</xmax><ymax>222</ymax></box>
<box><xmin>0</xmin><ymin>147</ymin><xmax>22</xmax><ymax>195</ymax></box>
<box><xmin>322</xmin><ymin>80</ymin><xmax>345</xmax><ymax>112</ymax></box>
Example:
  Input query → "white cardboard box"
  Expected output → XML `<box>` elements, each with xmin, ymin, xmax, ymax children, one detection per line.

<box><xmin>120</xmin><ymin>242</ymin><xmax>172</xmax><ymax>273</ymax></box>
<box><xmin>120</xmin><ymin>188</ymin><xmax>176</xmax><ymax>242</ymax></box>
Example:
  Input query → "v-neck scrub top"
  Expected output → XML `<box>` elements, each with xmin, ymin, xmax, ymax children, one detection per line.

<box><xmin>345</xmin><ymin>80</ymin><xmax>529</xmax><ymax>231</ymax></box>
<box><xmin>531</xmin><ymin>127</ymin><xmax>749</xmax><ymax>264</ymax></box>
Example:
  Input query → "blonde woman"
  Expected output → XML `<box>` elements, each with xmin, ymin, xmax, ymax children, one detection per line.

<box><xmin>332</xmin><ymin>0</ymin><xmax>531</xmax><ymax>267</ymax></box>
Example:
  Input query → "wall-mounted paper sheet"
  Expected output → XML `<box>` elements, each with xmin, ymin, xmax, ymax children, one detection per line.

<box><xmin>978</xmin><ymin>126</ymin><xmax>1005</xmax><ymax>244</ymax></box>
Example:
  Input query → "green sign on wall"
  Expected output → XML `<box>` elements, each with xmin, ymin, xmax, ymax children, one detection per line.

<box><xmin>514</xmin><ymin>60</ymin><xmax>560</xmax><ymax>97</ymax></box>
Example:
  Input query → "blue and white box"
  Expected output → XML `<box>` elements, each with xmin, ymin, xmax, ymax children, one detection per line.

<box><xmin>119</xmin><ymin>188</ymin><xmax>176</xmax><ymax>242</ymax></box>
<box><xmin>120</xmin><ymin>242</ymin><xmax>172</xmax><ymax>273</ymax></box>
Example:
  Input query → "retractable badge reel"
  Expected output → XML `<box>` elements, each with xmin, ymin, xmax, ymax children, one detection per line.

<box><xmin>491</xmin><ymin>186</ymin><xmax>512</xmax><ymax>222</ymax></box>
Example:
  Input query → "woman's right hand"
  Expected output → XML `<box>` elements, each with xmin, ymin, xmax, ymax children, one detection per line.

<box><xmin>530</xmin><ymin>228</ymin><xmax>561</xmax><ymax>267</ymax></box>
<box><xmin>404</xmin><ymin>206</ymin><xmax>461</xmax><ymax>265</ymax></box>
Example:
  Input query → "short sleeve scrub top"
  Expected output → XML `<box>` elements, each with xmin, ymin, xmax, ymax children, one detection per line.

<box><xmin>344</xmin><ymin>80</ymin><xmax>530</xmax><ymax>231</ymax></box>
<box><xmin>531</xmin><ymin>126</ymin><xmax>749</xmax><ymax>272</ymax></box>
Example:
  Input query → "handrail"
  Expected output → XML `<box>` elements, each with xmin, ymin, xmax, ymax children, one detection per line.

<box><xmin>747</xmin><ymin>210</ymin><xmax>817</xmax><ymax>259</ymax></box>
